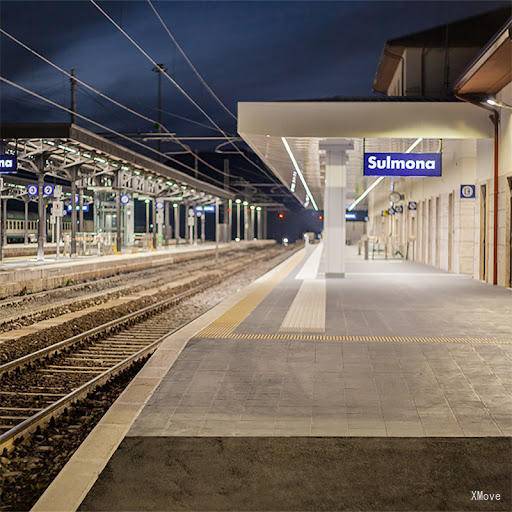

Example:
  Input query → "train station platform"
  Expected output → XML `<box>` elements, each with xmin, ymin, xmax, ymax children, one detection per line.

<box><xmin>34</xmin><ymin>245</ymin><xmax>512</xmax><ymax>512</ymax></box>
<box><xmin>0</xmin><ymin>241</ymin><xmax>272</xmax><ymax>298</ymax></box>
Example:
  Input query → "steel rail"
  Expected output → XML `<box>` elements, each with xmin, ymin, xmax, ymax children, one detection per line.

<box><xmin>0</xmin><ymin>275</ymin><xmax>213</xmax><ymax>376</ymax></box>
<box><xmin>0</xmin><ymin>247</ymin><xmax>286</xmax><ymax>452</ymax></box>
<box><xmin>0</xmin><ymin>323</ymin><xmax>179</xmax><ymax>453</ymax></box>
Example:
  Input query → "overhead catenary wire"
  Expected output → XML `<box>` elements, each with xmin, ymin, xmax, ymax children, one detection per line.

<box><xmin>0</xmin><ymin>27</ymin><xmax>238</xmax><ymax>188</ymax></box>
<box><xmin>0</xmin><ymin>75</ymin><xmax>239</xmax><ymax>193</ymax></box>
<box><xmin>147</xmin><ymin>0</ymin><xmax>236</xmax><ymax>121</ymax></box>
<box><xmin>90</xmin><ymin>0</ymin><xmax>283</xmax><ymax>189</ymax></box>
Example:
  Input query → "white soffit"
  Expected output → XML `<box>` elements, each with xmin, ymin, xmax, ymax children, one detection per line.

<box><xmin>238</xmin><ymin>101</ymin><xmax>493</xmax><ymax>139</ymax></box>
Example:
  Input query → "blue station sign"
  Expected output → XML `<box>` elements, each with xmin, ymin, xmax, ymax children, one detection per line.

<box><xmin>0</xmin><ymin>155</ymin><xmax>17</xmax><ymax>174</ymax></box>
<box><xmin>364</xmin><ymin>153</ymin><xmax>442</xmax><ymax>177</ymax></box>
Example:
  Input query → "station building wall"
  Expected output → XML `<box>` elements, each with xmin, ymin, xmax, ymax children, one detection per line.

<box><xmin>367</xmin><ymin>96</ymin><xmax>512</xmax><ymax>289</ymax></box>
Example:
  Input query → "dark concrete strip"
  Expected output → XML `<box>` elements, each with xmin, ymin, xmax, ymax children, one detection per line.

<box><xmin>234</xmin><ymin>251</ymin><xmax>305</xmax><ymax>334</ymax></box>
<box><xmin>79</xmin><ymin>437</ymin><xmax>511</xmax><ymax>511</ymax></box>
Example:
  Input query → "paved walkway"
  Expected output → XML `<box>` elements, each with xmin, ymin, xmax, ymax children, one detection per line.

<box><xmin>131</xmin><ymin>244</ymin><xmax>512</xmax><ymax>438</ymax></box>
<box><xmin>33</xmin><ymin>244</ymin><xmax>512</xmax><ymax>511</ymax></box>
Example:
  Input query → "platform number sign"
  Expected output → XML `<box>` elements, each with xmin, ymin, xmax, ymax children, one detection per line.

<box><xmin>27</xmin><ymin>184</ymin><xmax>38</xmax><ymax>196</ymax></box>
<box><xmin>408</xmin><ymin>201</ymin><xmax>417</xmax><ymax>211</ymax></box>
<box><xmin>26</xmin><ymin>183</ymin><xmax>55</xmax><ymax>197</ymax></box>
<box><xmin>394</xmin><ymin>205</ymin><xmax>404</xmax><ymax>214</ymax></box>
<box><xmin>460</xmin><ymin>184</ymin><xmax>476</xmax><ymax>199</ymax></box>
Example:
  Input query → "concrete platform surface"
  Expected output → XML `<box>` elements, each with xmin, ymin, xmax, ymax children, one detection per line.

<box><xmin>33</xmin><ymin>245</ymin><xmax>512</xmax><ymax>512</ymax></box>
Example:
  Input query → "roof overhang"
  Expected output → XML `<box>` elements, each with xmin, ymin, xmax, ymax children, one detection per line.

<box><xmin>373</xmin><ymin>46</ymin><xmax>404</xmax><ymax>94</ymax></box>
<box><xmin>238</xmin><ymin>100</ymin><xmax>493</xmax><ymax>210</ymax></box>
<box><xmin>238</xmin><ymin>101</ymin><xmax>493</xmax><ymax>139</ymax></box>
<box><xmin>455</xmin><ymin>21</ymin><xmax>512</xmax><ymax>95</ymax></box>
<box><xmin>0</xmin><ymin>123</ymin><xmax>233</xmax><ymax>200</ymax></box>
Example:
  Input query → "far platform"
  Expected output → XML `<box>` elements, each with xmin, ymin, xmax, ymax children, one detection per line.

<box><xmin>0</xmin><ymin>240</ymin><xmax>272</xmax><ymax>298</ymax></box>
<box><xmin>34</xmin><ymin>244</ymin><xmax>512</xmax><ymax>512</ymax></box>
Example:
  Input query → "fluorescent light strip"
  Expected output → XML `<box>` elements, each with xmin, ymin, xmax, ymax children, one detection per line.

<box><xmin>281</xmin><ymin>137</ymin><xmax>319</xmax><ymax>211</ymax></box>
<box><xmin>348</xmin><ymin>137</ymin><xmax>423</xmax><ymax>211</ymax></box>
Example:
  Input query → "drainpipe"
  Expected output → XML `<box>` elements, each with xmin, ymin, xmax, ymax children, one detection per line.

<box><xmin>455</xmin><ymin>93</ymin><xmax>500</xmax><ymax>285</ymax></box>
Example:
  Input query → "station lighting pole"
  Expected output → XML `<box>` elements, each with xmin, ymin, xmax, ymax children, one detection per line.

<box><xmin>152</xmin><ymin>198</ymin><xmax>158</xmax><ymax>249</ymax></box>
<box><xmin>23</xmin><ymin>197</ymin><xmax>29</xmax><ymax>245</ymax></box>
<box><xmin>250</xmin><ymin>205</ymin><xmax>255</xmax><ymax>240</ymax></box>
<box><xmin>215</xmin><ymin>198</ymin><xmax>219</xmax><ymax>262</ymax></box>
<box><xmin>145</xmin><ymin>199</ymin><xmax>150</xmax><ymax>236</ymax></box>
<box><xmin>256</xmin><ymin>206</ymin><xmax>262</xmax><ymax>239</ymax></box>
<box><xmin>173</xmin><ymin>203</ymin><xmax>180</xmax><ymax>244</ymax></box>
<box><xmin>70</xmin><ymin>166</ymin><xmax>78</xmax><ymax>256</ymax></box>
<box><xmin>235</xmin><ymin>199</ymin><xmax>241</xmax><ymax>241</ymax></box>
<box><xmin>263</xmin><ymin>207</ymin><xmax>268</xmax><ymax>239</ymax></box>
<box><xmin>152</xmin><ymin>63</ymin><xmax>167</xmax><ymax>158</ymax></box>
<box><xmin>243</xmin><ymin>201</ymin><xmax>249</xmax><ymax>240</ymax></box>
<box><xmin>164</xmin><ymin>201</ymin><xmax>171</xmax><ymax>242</ymax></box>
<box><xmin>36</xmin><ymin>168</ymin><xmax>45</xmax><ymax>261</ymax></box>
<box><xmin>115</xmin><ymin>191</ymin><xmax>122</xmax><ymax>253</ymax></box>
<box><xmin>228</xmin><ymin>199</ymin><xmax>232</xmax><ymax>241</ymax></box>
<box><xmin>70</xmin><ymin>68</ymin><xmax>77</xmax><ymax>124</ymax></box>
<box><xmin>200</xmin><ymin>210</ymin><xmax>206</xmax><ymax>243</ymax></box>
<box><xmin>78</xmin><ymin>188</ymin><xmax>84</xmax><ymax>233</ymax></box>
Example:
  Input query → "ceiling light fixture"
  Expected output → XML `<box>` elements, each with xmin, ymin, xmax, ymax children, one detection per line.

<box><xmin>281</xmin><ymin>137</ymin><xmax>318</xmax><ymax>211</ymax></box>
<box><xmin>347</xmin><ymin>137</ymin><xmax>423</xmax><ymax>212</ymax></box>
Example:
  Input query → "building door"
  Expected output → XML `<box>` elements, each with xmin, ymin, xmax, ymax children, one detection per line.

<box><xmin>480</xmin><ymin>184</ymin><xmax>488</xmax><ymax>281</ymax></box>
<box><xmin>425</xmin><ymin>199</ymin><xmax>432</xmax><ymax>265</ymax></box>
<box><xmin>448</xmin><ymin>192</ymin><xmax>454</xmax><ymax>272</ymax></box>
<box><xmin>435</xmin><ymin>196</ymin><xmax>440</xmax><ymax>267</ymax></box>
<box><xmin>508</xmin><ymin>178</ymin><xmax>512</xmax><ymax>288</ymax></box>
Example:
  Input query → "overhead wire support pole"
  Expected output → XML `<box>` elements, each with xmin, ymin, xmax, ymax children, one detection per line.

<box><xmin>70</xmin><ymin>68</ymin><xmax>77</xmax><ymax>124</ymax></box>
<box><xmin>152</xmin><ymin>63</ymin><xmax>167</xmax><ymax>158</ymax></box>
<box><xmin>0</xmin><ymin>28</ymin><xmax>236</xmax><ymax>191</ymax></box>
<box><xmin>147</xmin><ymin>0</ymin><xmax>236</xmax><ymax>121</ymax></box>
<box><xmin>90</xmin><ymin>0</ymin><xmax>279</xmax><ymax>186</ymax></box>
<box><xmin>0</xmin><ymin>75</ymin><xmax>235</xmax><ymax>195</ymax></box>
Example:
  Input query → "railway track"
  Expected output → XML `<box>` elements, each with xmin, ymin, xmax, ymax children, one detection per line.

<box><xmin>0</xmin><ymin>246</ymin><xmax>247</xmax><ymax>330</ymax></box>
<box><xmin>0</xmin><ymin>247</ymin><xmax>288</xmax><ymax>453</ymax></box>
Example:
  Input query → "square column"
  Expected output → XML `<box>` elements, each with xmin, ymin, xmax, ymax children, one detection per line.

<box><xmin>321</xmin><ymin>141</ymin><xmax>352</xmax><ymax>278</ymax></box>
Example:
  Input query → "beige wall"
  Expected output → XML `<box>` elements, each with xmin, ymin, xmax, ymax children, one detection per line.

<box><xmin>367</xmin><ymin>124</ymin><xmax>512</xmax><ymax>288</ymax></box>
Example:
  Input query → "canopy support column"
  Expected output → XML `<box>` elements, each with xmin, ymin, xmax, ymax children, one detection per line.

<box><xmin>36</xmin><ymin>164</ymin><xmax>45</xmax><ymax>262</ymax></box>
<box><xmin>321</xmin><ymin>142</ymin><xmax>352</xmax><ymax>278</ymax></box>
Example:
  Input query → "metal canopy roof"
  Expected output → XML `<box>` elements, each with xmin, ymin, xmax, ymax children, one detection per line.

<box><xmin>0</xmin><ymin>123</ymin><xmax>233</xmax><ymax>201</ymax></box>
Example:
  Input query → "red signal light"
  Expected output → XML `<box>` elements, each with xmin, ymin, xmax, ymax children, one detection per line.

<box><xmin>318</xmin><ymin>214</ymin><xmax>324</xmax><ymax>221</ymax></box>
<box><xmin>277</xmin><ymin>212</ymin><xmax>285</xmax><ymax>220</ymax></box>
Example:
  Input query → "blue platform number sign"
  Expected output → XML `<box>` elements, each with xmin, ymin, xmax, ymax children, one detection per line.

<box><xmin>120</xmin><ymin>194</ymin><xmax>130</xmax><ymax>205</ymax></box>
<box><xmin>364</xmin><ymin>153</ymin><xmax>442</xmax><ymax>177</ymax></box>
<box><xmin>26</xmin><ymin>183</ymin><xmax>55</xmax><ymax>197</ymax></box>
<box><xmin>460</xmin><ymin>184</ymin><xmax>476</xmax><ymax>199</ymax></box>
<box><xmin>0</xmin><ymin>155</ymin><xmax>17</xmax><ymax>174</ymax></box>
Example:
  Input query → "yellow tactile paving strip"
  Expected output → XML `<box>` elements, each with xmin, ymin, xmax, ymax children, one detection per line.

<box><xmin>197</xmin><ymin>249</ymin><xmax>305</xmax><ymax>338</ymax></box>
<box><xmin>196</xmin><ymin>248</ymin><xmax>510</xmax><ymax>346</ymax></box>
<box><xmin>196</xmin><ymin>331</ymin><xmax>510</xmax><ymax>345</ymax></box>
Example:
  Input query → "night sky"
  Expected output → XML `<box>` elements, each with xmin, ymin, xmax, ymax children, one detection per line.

<box><xmin>0</xmin><ymin>1</ymin><xmax>509</xmax><ymax>239</ymax></box>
